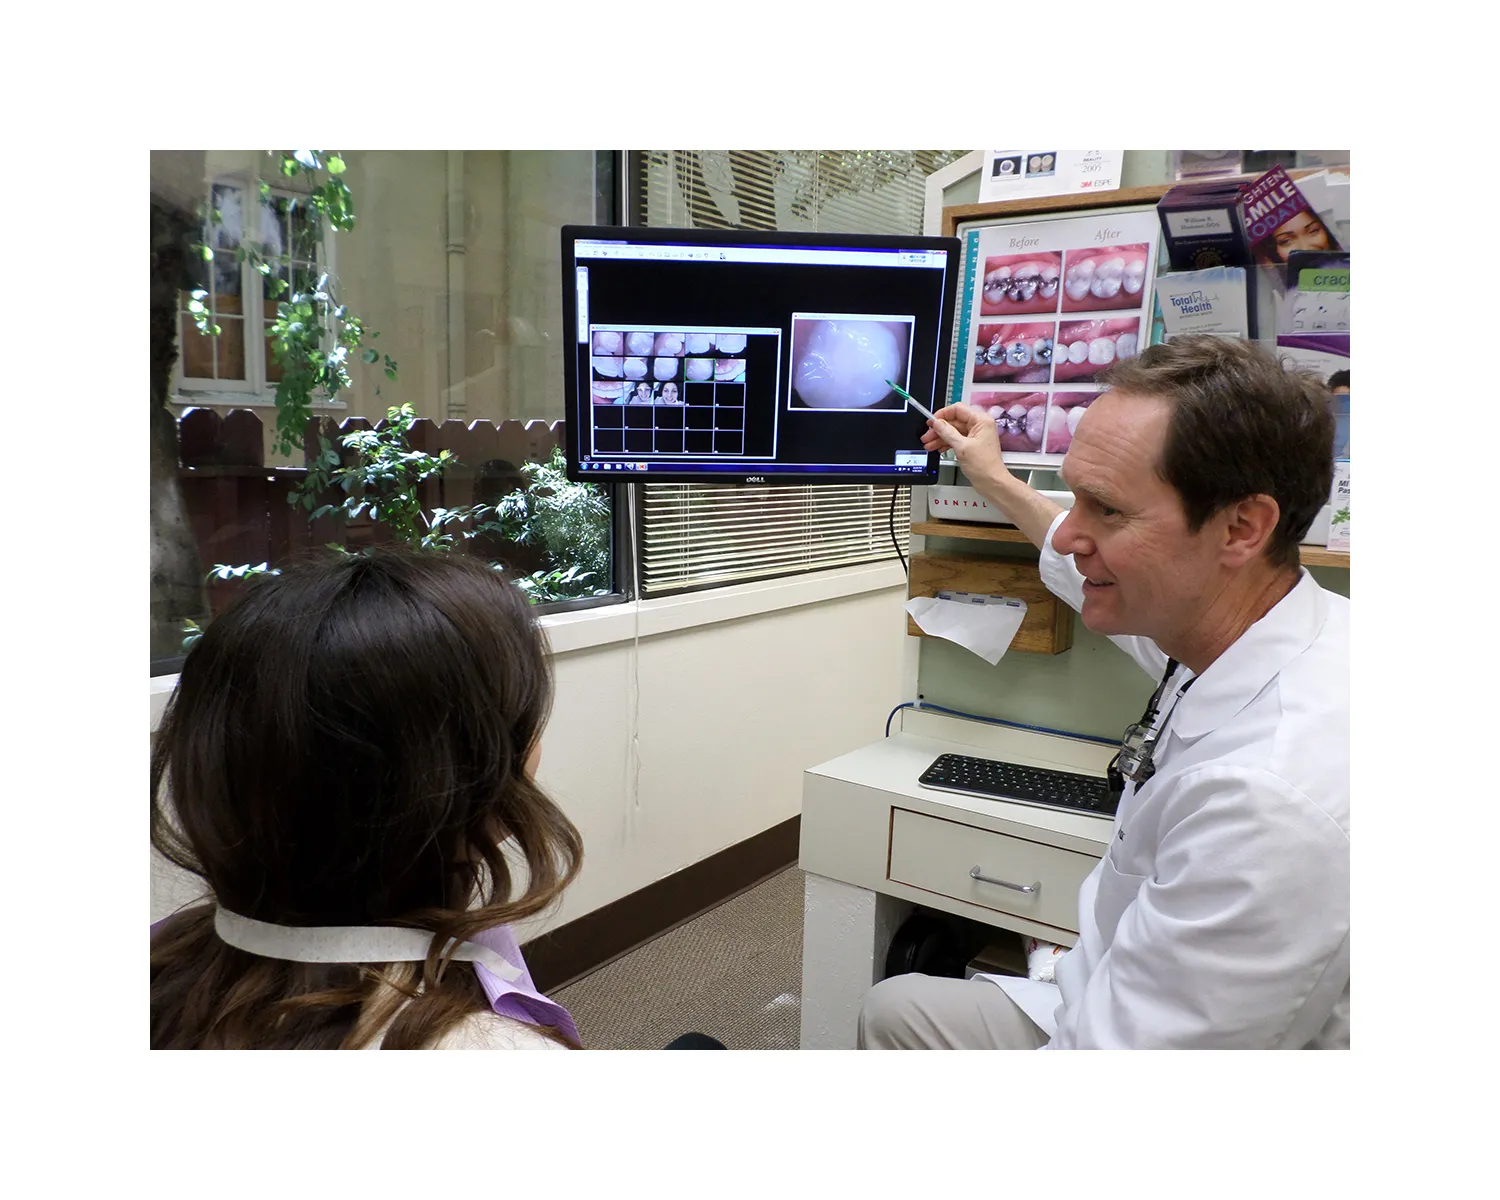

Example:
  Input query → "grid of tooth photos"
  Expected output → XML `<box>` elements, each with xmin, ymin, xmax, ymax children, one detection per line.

<box><xmin>967</xmin><ymin>234</ymin><xmax>1155</xmax><ymax>458</ymax></box>
<box><xmin>589</xmin><ymin>328</ymin><xmax>766</xmax><ymax>457</ymax></box>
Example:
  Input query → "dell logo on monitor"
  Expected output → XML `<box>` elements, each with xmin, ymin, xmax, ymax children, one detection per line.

<box><xmin>746</xmin><ymin>476</ymin><xmax>767</xmax><ymax>484</ymax></box>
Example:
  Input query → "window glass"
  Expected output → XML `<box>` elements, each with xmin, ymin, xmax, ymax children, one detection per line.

<box><xmin>150</xmin><ymin>151</ymin><xmax>618</xmax><ymax>674</ymax></box>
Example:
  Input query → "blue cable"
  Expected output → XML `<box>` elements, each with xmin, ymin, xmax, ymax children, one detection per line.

<box><xmin>884</xmin><ymin>700</ymin><xmax>1118</xmax><ymax>746</ymax></box>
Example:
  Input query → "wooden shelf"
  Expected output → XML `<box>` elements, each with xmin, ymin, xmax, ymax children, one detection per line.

<box><xmin>913</xmin><ymin>519</ymin><xmax>1350</xmax><ymax>569</ymax></box>
<box><xmin>907</xmin><ymin>552</ymin><xmax>1072</xmax><ymax>655</ymax></box>
<box><xmin>911</xmin><ymin>520</ymin><xmax>1033</xmax><ymax>545</ymax></box>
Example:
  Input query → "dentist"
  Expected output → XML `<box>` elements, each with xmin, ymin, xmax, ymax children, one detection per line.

<box><xmin>859</xmin><ymin>335</ymin><xmax>1349</xmax><ymax>1050</ymax></box>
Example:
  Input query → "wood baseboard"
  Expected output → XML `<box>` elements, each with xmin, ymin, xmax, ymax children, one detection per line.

<box><xmin>521</xmin><ymin>815</ymin><xmax>801</xmax><ymax>993</ymax></box>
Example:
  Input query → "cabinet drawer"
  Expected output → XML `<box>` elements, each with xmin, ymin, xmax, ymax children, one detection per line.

<box><xmin>888</xmin><ymin>807</ymin><xmax>1098</xmax><ymax>934</ymax></box>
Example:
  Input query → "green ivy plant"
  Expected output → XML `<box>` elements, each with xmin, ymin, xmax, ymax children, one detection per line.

<box><xmin>300</xmin><ymin>410</ymin><xmax>610</xmax><ymax>601</ymax></box>
<box><xmin>305</xmin><ymin>403</ymin><xmax>499</xmax><ymax>551</ymax></box>
<box><xmin>188</xmin><ymin>150</ymin><xmax>395</xmax><ymax>459</ymax></box>
<box><xmin>487</xmin><ymin>446</ymin><xmax>611</xmax><ymax>594</ymax></box>
<box><xmin>190</xmin><ymin>408</ymin><xmax>610</xmax><ymax>647</ymax></box>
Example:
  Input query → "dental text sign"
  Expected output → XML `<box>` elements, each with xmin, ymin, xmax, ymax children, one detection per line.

<box><xmin>979</xmin><ymin>150</ymin><xmax>1125</xmax><ymax>203</ymax></box>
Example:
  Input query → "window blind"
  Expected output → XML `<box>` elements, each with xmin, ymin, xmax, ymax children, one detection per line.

<box><xmin>640</xmin><ymin>482</ymin><xmax>910</xmax><ymax>595</ymax></box>
<box><xmin>634</xmin><ymin>150</ymin><xmax>965</xmax><ymax>597</ymax></box>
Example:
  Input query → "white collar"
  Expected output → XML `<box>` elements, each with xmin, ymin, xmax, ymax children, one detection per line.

<box><xmin>1171</xmin><ymin>570</ymin><xmax>1329</xmax><ymax>741</ymax></box>
<box><xmin>213</xmin><ymin>908</ymin><xmax>522</xmax><ymax>983</ymax></box>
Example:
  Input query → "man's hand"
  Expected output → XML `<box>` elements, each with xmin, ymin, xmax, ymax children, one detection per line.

<box><xmin>920</xmin><ymin>403</ymin><xmax>1007</xmax><ymax>490</ymax></box>
<box><xmin>918</xmin><ymin>402</ymin><xmax>1064</xmax><ymax>550</ymax></box>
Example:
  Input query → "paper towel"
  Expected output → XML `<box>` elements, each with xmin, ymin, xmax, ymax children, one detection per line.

<box><xmin>905</xmin><ymin>595</ymin><xmax>1027</xmax><ymax>665</ymax></box>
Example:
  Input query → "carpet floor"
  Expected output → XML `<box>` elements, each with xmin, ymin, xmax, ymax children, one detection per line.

<box><xmin>553</xmin><ymin>866</ymin><xmax>804</xmax><ymax>1050</ymax></box>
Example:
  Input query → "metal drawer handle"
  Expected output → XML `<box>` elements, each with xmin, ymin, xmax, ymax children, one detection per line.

<box><xmin>970</xmin><ymin>866</ymin><xmax>1039</xmax><ymax>894</ymax></box>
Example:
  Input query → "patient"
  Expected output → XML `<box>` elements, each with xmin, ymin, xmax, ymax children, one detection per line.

<box><xmin>150</xmin><ymin>549</ymin><xmax>586</xmax><ymax>1049</ymax></box>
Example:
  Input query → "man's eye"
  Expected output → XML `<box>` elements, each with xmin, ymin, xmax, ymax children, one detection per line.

<box><xmin>1101</xmin><ymin>506</ymin><xmax>1119</xmax><ymax>517</ymax></box>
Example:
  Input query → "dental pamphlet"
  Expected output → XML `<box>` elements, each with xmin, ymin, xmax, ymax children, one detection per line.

<box><xmin>1276</xmin><ymin>252</ymin><xmax>1349</xmax><ymax>390</ymax></box>
<box><xmin>1327</xmin><ymin>462</ymin><xmax>1349</xmax><ymax>552</ymax></box>
<box><xmin>1155</xmin><ymin>267</ymin><xmax>1249</xmax><ymax>340</ymax></box>
<box><xmin>1238</xmin><ymin>166</ymin><xmax>1342</xmax><ymax>267</ymax></box>
<box><xmin>979</xmin><ymin>149</ymin><xmax>1124</xmax><ymax>203</ymax></box>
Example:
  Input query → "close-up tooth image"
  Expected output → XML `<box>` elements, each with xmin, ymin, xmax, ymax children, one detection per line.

<box><xmin>592</xmin><ymin>380</ymin><xmax>628</xmax><ymax>406</ymax></box>
<box><xmin>1053</xmin><ymin>317</ymin><xmax>1143</xmax><ymax>383</ymax></box>
<box><xmin>622</xmin><ymin>356</ymin><xmax>649</xmax><ymax>380</ymax></box>
<box><xmin>972</xmin><ymin>321</ymin><xmax>1056</xmax><ymax>385</ymax></box>
<box><xmin>653</xmin><ymin>332</ymin><xmax>685</xmax><ymax>356</ymax></box>
<box><xmin>1060</xmin><ymin>244</ymin><xmax>1151</xmax><ymax>313</ymax></box>
<box><xmin>592</xmin><ymin>330</ymin><xmax>624</xmax><ymax>356</ymax></box>
<box><xmin>974</xmin><ymin>391</ymin><xmax>1047</xmax><ymax>452</ymax></box>
<box><xmin>1026</xmin><ymin>152</ymin><xmax>1056</xmax><ymax>177</ymax></box>
<box><xmin>624</xmin><ymin>331</ymin><xmax>656</xmax><ymax>356</ymax></box>
<box><xmin>593</xmin><ymin>356</ymin><xmax>624</xmax><ymax>380</ymax></box>
<box><xmin>713</xmin><ymin>333</ymin><xmax>748</xmax><ymax>354</ymax></box>
<box><xmin>980</xmin><ymin>252</ymin><xmax>1063</xmax><ymax>316</ymax></box>
<box><xmin>653</xmin><ymin>356</ymin><xmax>681</xmax><ymax>381</ymax></box>
<box><xmin>715</xmin><ymin>358</ymin><xmax>746</xmax><ymax>382</ymax></box>
<box><xmin>789</xmin><ymin>317</ymin><xmax>913</xmax><ymax>410</ymax></box>
<box><xmin>1044</xmin><ymin>392</ymin><xmax>1098</xmax><ymax>453</ymax></box>
<box><xmin>685</xmin><ymin>357</ymin><xmax>714</xmax><ymax>381</ymax></box>
<box><xmin>1063</xmin><ymin>257</ymin><xmax>1095</xmax><ymax>304</ymax></box>
<box><xmin>684</xmin><ymin>332</ymin><xmax>712</xmax><ymax>355</ymax></box>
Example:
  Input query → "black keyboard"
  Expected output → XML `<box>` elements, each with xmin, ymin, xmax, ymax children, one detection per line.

<box><xmin>918</xmin><ymin>753</ymin><xmax>1117</xmax><ymax>818</ymax></box>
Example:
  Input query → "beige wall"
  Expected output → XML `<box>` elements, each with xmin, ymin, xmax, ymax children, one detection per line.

<box><xmin>151</xmin><ymin>570</ymin><xmax>911</xmax><ymax>939</ymax></box>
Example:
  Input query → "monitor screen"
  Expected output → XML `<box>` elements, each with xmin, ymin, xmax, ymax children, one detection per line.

<box><xmin>560</xmin><ymin>225</ymin><xmax>961</xmax><ymax>485</ymax></box>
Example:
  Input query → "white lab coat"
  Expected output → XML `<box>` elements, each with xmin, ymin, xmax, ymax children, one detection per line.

<box><xmin>986</xmin><ymin>512</ymin><xmax>1350</xmax><ymax>1049</ymax></box>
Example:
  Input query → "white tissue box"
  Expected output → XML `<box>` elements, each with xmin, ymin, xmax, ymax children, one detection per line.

<box><xmin>928</xmin><ymin>485</ymin><xmax>1009</xmax><ymax>524</ymax></box>
<box><xmin>926</xmin><ymin>485</ymin><xmax>1073</xmax><ymax>525</ymax></box>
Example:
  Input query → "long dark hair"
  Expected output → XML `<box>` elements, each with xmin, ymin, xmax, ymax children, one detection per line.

<box><xmin>151</xmin><ymin>549</ymin><xmax>583</xmax><ymax>1049</ymax></box>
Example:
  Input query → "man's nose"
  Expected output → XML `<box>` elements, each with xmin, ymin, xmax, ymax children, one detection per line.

<box><xmin>1053</xmin><ymin>508</ymin><xmax>1089</xmax><ymax>557</ymax></box>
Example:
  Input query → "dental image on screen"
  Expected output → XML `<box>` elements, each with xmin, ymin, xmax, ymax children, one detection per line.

<box><xmin>588</xmin><ymin>326</ymin><xmax>769</xmax><ymax>458</ymax></box>
<box><xmin>788</xmin><ymin>315</ymin><xmax>914</xmax><ymax>412</ymax></box>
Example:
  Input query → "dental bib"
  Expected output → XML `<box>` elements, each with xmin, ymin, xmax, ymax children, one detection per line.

<box><xmin>210</xmin><ymin>908</ymin><xmax>579</xmax><ymax>1044</ymax></box>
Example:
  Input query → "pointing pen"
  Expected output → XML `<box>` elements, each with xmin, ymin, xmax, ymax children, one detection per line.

<box><xmin>886</xmin><ymin>379</ymin><xmax>938</xmax><ymax>422</ymax></box>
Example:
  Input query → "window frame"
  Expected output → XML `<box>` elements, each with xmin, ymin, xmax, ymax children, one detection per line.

<box><xmin>526</xmin><ymin>150</ymin><xmax>632</xmax><ymax>617</ymax></box>
<box><xmin>172</xmin><ymin>173</ymin><xmax>345</xmax><ymax>412</ymax></box>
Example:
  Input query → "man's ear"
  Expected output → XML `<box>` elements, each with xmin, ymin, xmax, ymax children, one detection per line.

<box><xmin>1219</xmin><ymin>494</ymin><xmax>1281</xmax><ymax>567</ymax></box>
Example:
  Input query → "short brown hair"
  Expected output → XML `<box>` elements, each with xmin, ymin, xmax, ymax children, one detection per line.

<box><xmin>1097</xmin><ymin>335</ymin><xmax>1334</xmax><ymax>570</ymax></box>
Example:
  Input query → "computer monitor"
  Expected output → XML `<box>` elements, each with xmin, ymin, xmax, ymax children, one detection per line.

<box><xmin>560</xmin><ymin>225</ymin><xmax>962</xmax><ymax>485</ymax></box>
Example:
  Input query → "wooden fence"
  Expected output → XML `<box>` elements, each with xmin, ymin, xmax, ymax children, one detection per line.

<box><xmin>176</xmin><ymin>408</ymin><xmax>566</xmax><ymax>614</ymax></box>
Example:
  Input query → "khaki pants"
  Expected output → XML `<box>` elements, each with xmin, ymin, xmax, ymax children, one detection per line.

<box><xmin>857</xmin><ymin>973</ymin><xmax>1049</xmax><ymax>1050</ymax></box>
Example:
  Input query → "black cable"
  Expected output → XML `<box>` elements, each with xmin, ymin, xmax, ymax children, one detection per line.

<box><xmin>884</xmin><ymin>700</ymin><xmax>1119</xmax><ymax>746</ymax></box>
<box><xmin>889</xmin><ymin>484</ymin><xmax>907</xmax><ymax>577</ymax></box>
